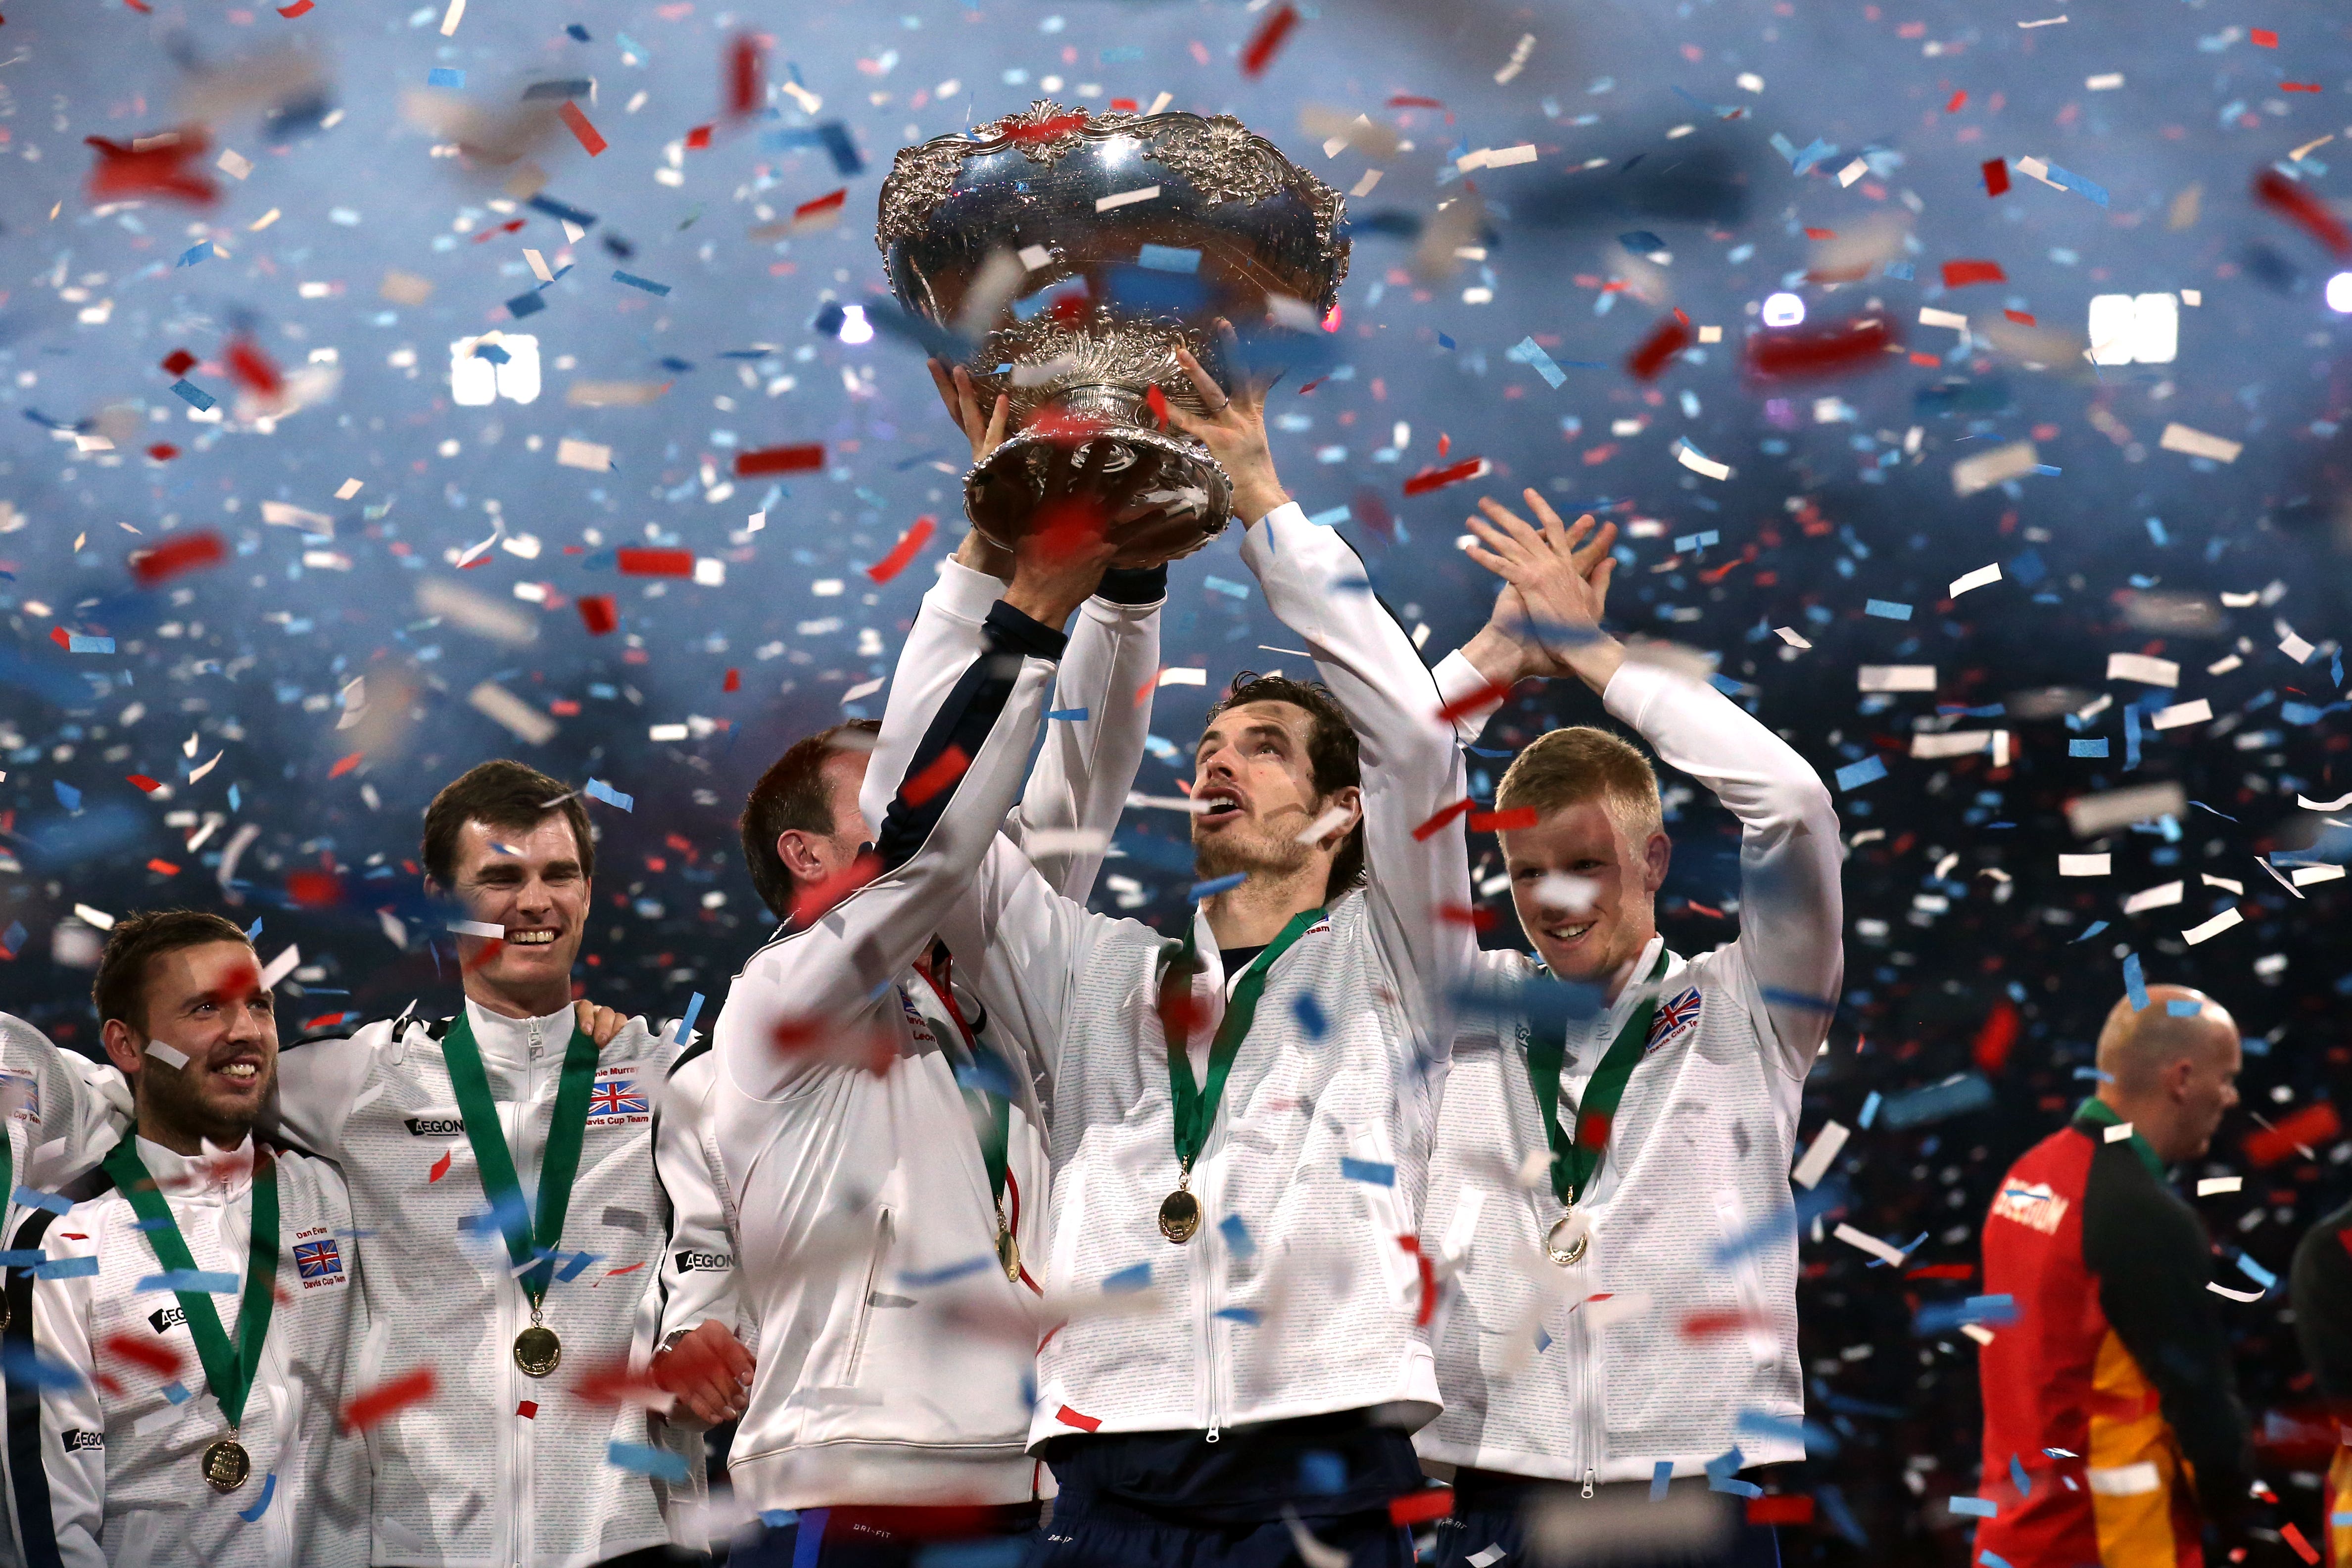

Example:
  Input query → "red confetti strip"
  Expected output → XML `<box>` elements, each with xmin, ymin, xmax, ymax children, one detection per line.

<box><xmin>1945</xmin><ymin>90</ymin><xmax>1968</xmax><ymax>112</ymax></box>
<box><xmin>577</xmin><ymin>595</ymin><xmax>618</xmax><ymax>636</ymax></box>
<box><xmin>1389</xmin><ymin>1487</ymin><xmax>1454</xmax><ymax>1525</ymax></box>
<box><xmin>2251</xmin><ymin>27</ymin><xmax>2278</xmax><ymax>47</ymax></box>
<box><xmin>161</xmin><ymin>348</ymin><xmax>196</xmax><ymax>377</ymax></box>
<box><xmin>1746</xmin><ymin>313</ymin><xmax>1899</xmax><ymax>380</ymax></box>
<box><xmin>1941</xmin><ymin>258</ymin><xmax>2008</xmax><ymax>288</ymax></box>
<box><xmin>617</xmin><ymin>548</ymin><xmax>694</xmax><ymax>577</ymax></box>
<box><xmin>901</xmin><ymin>745</ymin><xmax>971</xmax><ymax>808</ymax></box>
<box><xmin>125</xmin><ymin>774</ymin><xmax>161</xmax><ymax>793</ymax></box>
<box><xmin>48</xmin><ymin>626</ymin><xmax>69</xmax><ymax>650</ymax></box>
<box><xmin>146</xmin><ymin>858</ymin><xmax>179</xmax><ymax>876</ymax></box>
<box><xmin>226</xmin><ymin>339</ymin><xmax>282</xmax><ymax>397</ymax></box>
<box><xmin>1411</xmin><ymin>798</ymin><xmax>1475</xmax><ymax>843</ymax></box>
<box><xmin>735</xmin><ymin>443</ymin><xmax>826</xmax><ymax>476</ymax></box>
<box><xmin>84</xmin><ymin>132</ymin><xmax>216</xmax><ymax>206</ymax></box>
<box><xmin>1145</xmin><ymin>383</ymin><xmax>1169</xmax><ymax>429</ymax></box>
<box><xmin>1747</xmin><ymin>1495</ymin><xmax>1815</xmax><ymax>1526</ymax></box>
<box><xmin>1973</xmin><ymin>999</ymin><xmax>2019</xmax><ymax>1073</ymax></box>
<box><xmin>2283</xmin><ymin>82</ymin><xmax>2322</xmax><ymax>92</ymax></box>
<box><xmin>147</xmin><ymin>443</ymin><xmax>179</xmax><ymax>461</ymax></box>
<box><xmin>1680</xmin><ymin>1307</ymin><xmax>1768</xmax><ymax>1338</ymax></box>
<box><xmin>1981</xmin><ymin>158</ymin><xmax>2010</xmax><ymax>197</ymax></box>
<box><xmin>558</xmin><ymin>100</ymin><xmax>607</xmax><ymax>157</ymax></box>
<box><xmin>1239</xmin><ymin>2</ymin><xmax>1298</xmax><ymax>77</ymax></box>
<box><xmin>287</xmin><ymin>870</ymin><xmax>341</xmax><ymax>907</ymax></box>
<box><xmin>685</xmin><ymin>124</ymin><xmax>713</xmax><ymax>150</ymax></box>
<box><xmin>276</xmin><ymin>0</ymin><xmax>313</xmax><ymax>14</ymax></box>
<box><xmin>1387</xmin><ymin>95</ymin><xmax>1444</xmax><ymax>108</ymax></box>
<box><xmin>428</xmin><ymin>1149</ymin><xmax>451</xmax><ymax>1183</ymax></box>
<box><xmin>327</xmin><ymin>752</ymin><xmax>364</xmax><ymax>779</ymax></box>
<box><xmin>517</xmin><ymin>1400</ymin><xmax>538</xmax><ymax>1418</ymax></box>
<box><xmin>1437</xmin><ymin>904</ymin><xmax>1497</xmax><ymax>930</ymax></box>
<box><xmin>1801</xmin><ymin>227</ymin><xmax>1836</xmax><ymax>240</ymax></box>
<box><xmin>1434</xmin><ymin>677</ymin><xmax>1513</xmax><ymax>725</ymax></box>
<box><xmin>2003</xmin><ymin>309</ymin><xmax>2037</xmax><ymax>327</ymax></box>
<box><xmin>1468</xmin><ymin>807</ymin><xmax>1538</xmax><ymax>833</ymax></box>
<box><xmin>729</xmin><ymin>33</ymin><xmax>764</xmax><ymax>116</ymax></box>
<box><xmin>101</xmin><ymin>1330</ymin><xmax>183</xmax><ymax>1377</ymax></box>
<box><xmin>131</xmin><ymin>529</ymin><xmax>225</xmax><ymax>586</ymax></box>
<box><xmin>2285</xmin><ymin>1523</ymin><xmax>2320</xmax><ymax>1566</ymax></box>
<box><xmin>2247</xmin><ymin>1101</ymin><xmax>2340</xmax><ymax>1167</ymax></box>
<box><xmin>722</xmin><ymin>667</ymin><xmax>741</xmax><ymax>693</ymax></box>
<box><xmin>1401</xmin><ymin>456</ymin><xmax>1488</xmax><ymax>496</ymax></box>
<box><xmin>1054</xmin><ymin>1404</ymin><xmax>1102</xmax><ymax>1432</ymax></box>
<box><xmin>340</xmin><ymin>1367</ymin><xmax>437</xmax><ymax>1432</ymax></box>
<box><xmin>1005</xmin><ymin>113</ymin><xmax>1088</xmax><ymax>145</ymax></box>
<box><xmin>1906</xmin><ymin>1263</ymin><xmax>1975</xmax><ymax>1280</ymax></box>
<box><xmin>2255</xmin><ymin>168</ymin><xmax>2352</xmax><ymax>256</ymax></box>
<box><xmin>865</xmin><ymin>516</ymin><xmax>936</xmax><ymax>584</ymax></box>
<box><xmin>795</xmin><ymin>188</ymin><xmax>846</xmax><ymax>223</ymax></box>
<box><xmin>1625</xmin><ymin>316</ymin><xmax>1693</xmax><ymax>380</ymax></box>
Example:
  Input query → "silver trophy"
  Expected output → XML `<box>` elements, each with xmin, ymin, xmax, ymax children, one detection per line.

<box><xmin>877</xmin><ymin>100</ymin><xmax>1349</xmax><ymax>565</ymax></box>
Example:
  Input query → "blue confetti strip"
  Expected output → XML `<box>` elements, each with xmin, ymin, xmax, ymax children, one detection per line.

<box><xmin>1339</xmin><ymin>1156</ymin><xmax>1395</xmax><ymax>1187</ymax></box>
<box><xmin>427</xmin><ymin>66</ymin><xmax>465</xmax><ymax>88</ymax></box>
<box><xmin>1913</xmin><ymin>1294</ymin><xmax>2018</xmax><ymax>1335</ymax></box>
<box><xmin>1879</xmin><ymin>1072</ymin><xmax>1994</xmax><ymax>1130</ymax></box>
<box><xmin>1101</xmin><ymin>1260</ymin><xmax>1152</xmax><ymax>1294</ymax></box>
<box><xmin>0</xmin><ymin>1342</ymin><xmax>80</xmax><ymax>1388</ymax></box>
<box><xmin>2123</xmin><ymin>951</ymin><xmax>2149</xmax><ymax>1011</ymax></box>
<box><xmin>168</xmin><ymin>379</ymin><xmax>216</xmax><ymax>411</ymax></box>
<box><xmin>138</xmin><ymin>1268</ymin><xmax>240</xmax><ymax>1293</ymax></box>
<box><xmin>1834</xmin><ymin>756</ymin><xmax>1888</xmax><ymax>793</ymax></box>
<box><xmin>1946</xmin><ymin>1497</ymin><xmax>1997</xmax><ymax>1519</ymax></box>
<box><xmin>1219</xmin><ymin>1212</ymin><xmax>1257</xmax><ymax>1258</ymax></box>
<box><xmin>1189</xmin><ymin>872</ymin><xmax>1247</xmax><ymax>902</ymax></box>
<box><xmin>2069</xmin><ymin>738</ymin><xmax>2109</xmax><ymax>757</ymax></box>
<box><xmin>612</xmin><ymin>270</ymin><xmax>672</xmax><ymax>296</ymax></box>
<box><xmin>2235</xmin><ymin>1253</ymin><xmax>2277</xmax><ymax>1292</ymax></box>
<box><xmin>33</xmin><ymin>1255</ymin><xmax>98</xmax><ymax>1280</ymax></box>
<box><xmin>1651</xmin><ymin>1459</ymin><xmax>1673</xmax><ymax>1500</ymax></box>
<box><xmin>506</xmin><ymin>291</ymin><xmax>547</xmax><ymax>320</ymax></box>
<box><xmin>1292</xmin><ymin>993</ymin><xmax>1328</xmax><ymax>1040</ymax></box>
<box><xmin>1214</xmin><ymin>1305</ymin><xmax>1262</xmax><ymax>1325</ymax></box>
<box><xmin>1864</xmin><ymin>599</ymin><xmax>1914</xmax><ymax>620</ymax></box>
<box><xmin>607</xmin><ymin>1440</ymin><xmax>690</xmax><ymax>1482</ymax></box>
<box><xmin>0</xmin><ymin>1249</ymin><xmax>45</xmax><ymax>1266</ymax></box>
<box><xmin>237</xmin><ymin>1472</ymin><xmax>278</xmax><ymax>1522</ymax></box>
<box><xmin>1507</xmin><ymin>335</ymin><xmax>1568</xmax><ymax>388</ymax></box>
<box><xmin>897</xmin><ymin>1255</ymin><xmax>993</xmax><ymax>1288</ymax></box>
<box><xmin>1137</xmin><ymin>243</ymin><xmax>1201</xmax><ymax>273</ymax></box>
<box><xmin>2010</xmin><ymin>1453</ymin><xmax>2032</xmax><ymax>1498</ymax></box>
<box><xmin>583</xmin><ymin>777</ymin><xmax>633</xmax><ymax>811</ymax></box>
<box><xmin>13</xmin><ymin>1187</ymin><xmax>71</xmax><ymax>1215</ymax></box>
<box><xmin>1047</xmin><ymin>707</ymin><xmax>1090</xmax><ymax>722</ymax></box>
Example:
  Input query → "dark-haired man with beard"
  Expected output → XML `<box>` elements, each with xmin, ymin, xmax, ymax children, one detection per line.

<box><xmin>804</xmin><ymin>342</ymin><xmax>1575</xmax><ymax>1568</ymax></box>
<box><xmin>268</xmin><ymin>760</ymin><xmax>685</xmax><ymax>1567</ymax></box>
<box><xmin>18</xmin><ymin>910</ymin><xmax>368</xmax><ymax>1567</ymax></box>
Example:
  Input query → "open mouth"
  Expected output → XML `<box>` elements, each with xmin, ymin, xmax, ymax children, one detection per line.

<box><xmin>1193</xmin><ymin>785</ymin><xmax>1246</xmax><ymax>826</ymax></box>
<box><xmin>505</xmin><ymin>928</ymin><xmax>561</xmax><ymax>946</ymax></box>
<box><xmin>213</xmin><ymin>1058</ymin><xmax>263</xmax><ymax>1084</ymax></box>
<box><xmin>1542</xmin><ymin>921</ymin><xmax>1598</xmax><ymax>949</ymax></box>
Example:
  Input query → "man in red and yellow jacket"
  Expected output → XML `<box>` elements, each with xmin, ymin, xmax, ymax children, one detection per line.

<box><xmin>1977</xmin><ymin>983</ymin><xmax>2253</xmax><ymax>1568</ymax></box>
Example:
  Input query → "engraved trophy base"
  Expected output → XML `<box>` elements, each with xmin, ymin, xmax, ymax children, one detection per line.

<box><xmin>966</xmin><ymin>401</ymin><xmax>1232</xmax><ymax>570</ymax></box>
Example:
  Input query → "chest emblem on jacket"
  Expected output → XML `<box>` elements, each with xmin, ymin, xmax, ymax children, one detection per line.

<box><xmin>1643</xmin><ymin>987</ymin><xmax>1703</xmax><ymax>1053</ymax></box>
<box><xmin>1991</xmin><ymin>1180</ymin><xmax>2068</xmax><ymax>1235</ymax></box>
<box><xmin>587</xmin><ymin>1066</ymin><xmax>650</xmax><ymax>1125</ymax></box>
<box><xmin>294</xmin><ymin>1237</ymin><xmax>347</xmax><ymax>1286</ymax></box>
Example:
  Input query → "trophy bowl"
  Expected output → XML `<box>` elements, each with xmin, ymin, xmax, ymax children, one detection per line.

<box><xmin>877</xmin><ymin>100</ymin><xmax>1349</xmax><ymax>566</ymax></box>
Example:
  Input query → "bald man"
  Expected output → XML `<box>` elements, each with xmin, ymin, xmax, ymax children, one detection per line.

<box><xmin>1974</xmin><ymin>984</ymin><xmax>2254</xmax><ymax>1568</ymax></box>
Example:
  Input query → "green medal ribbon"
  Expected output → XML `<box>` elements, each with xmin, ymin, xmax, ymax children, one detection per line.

<box><xmin>1159</xmin><ymin>907</ymin><xmax>1325</xmax><ymax>1173</ymax></box>
<box><xmin>1522</xmin><ymin>947</ymin><xmax>1672</xmax><ymax>1209</ymax></box>
<box><xmin>916</xmin><ymin>957</ymin><xmax>1010</xmax><ymax>1206</ymax></box>
<box><xmin>101</xmin><ymin>1137</ymin><xmax>278</xmax><ymax>1430</ymax></box>
<box><xmin>2075</xmin><ymin>1096</ymin><xmax>2165</xmax><ymax>1180</ymax></box>
<box><xmin>440</xmin><ymin>1010</ymin><xmax>601</xmax><ymax>1305</ymax></box>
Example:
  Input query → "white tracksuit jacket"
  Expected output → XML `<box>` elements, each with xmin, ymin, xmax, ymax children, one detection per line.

<box><xmin>686</xmin><ymin>567</ymin><xmax>1159</xmax><ymax>1512</ymax></box>
<box><xmin>1414</xmin><ymin>653</ymin><xmax>1844</xmax><ymax>1485</ymax></box>
<box><xmin>0</xmin><ymin>1015</ymin><xmax>133</xmax><ymax>1566</ymax></box>
<box><xmin>932</xmin><ymin>502</ymin><xmax>1478</xmax><ymax>1448</ymax></box>
<box><xmin>274</xmin><ymin>1005</ymin><xmax>681</xmax><ymax>1567</ymax></box>
<box><xmin>24</xmin><ymin>1138</ymin><xmax>371</xmax><ymax>1568</ymax></box>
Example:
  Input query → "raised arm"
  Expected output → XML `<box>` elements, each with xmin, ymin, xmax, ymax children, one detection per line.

<box><xmin>860</xmin><ymin>542</ymin><xmax>1166</xmax><ymax>903</ymax></box>
<box><xmin>24</xmin><ymin>1216</ymin><xmax>104</xmax><ymax>1568</ymax></box>
<box><xmin>0</xmin><ymin>1014</ymin><xmax>129</xmax><ymax>1193</ymax></box>
<box><xmin>719</xmin><ymin>532</ymin><xmax>1110</xmax><ymax>1102</ymax></box>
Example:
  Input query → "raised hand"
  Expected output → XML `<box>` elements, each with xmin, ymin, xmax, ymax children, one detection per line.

<box><xmin>926</xmin><ymin>358</ymin><xmax>1010</xmax><ymax>463</ymax></box>
<box><xmin>1459</xmin><ymin>490</ymin><xmax>1626</xmax><ymax>695</ymax></box>
<box><xmin>1162</xmin><ymin>319</ymin><xmax>1290</xmax><ymax>525</ymax></box>
<box><xmin>1002</xmin><ymin>442</ymin><xmax>1125</xmax><ymax>627</ymax></box>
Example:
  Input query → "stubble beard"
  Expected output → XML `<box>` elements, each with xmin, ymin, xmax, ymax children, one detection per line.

<box><xmin>1193</xmin><ymin>820</ymin><xmax>1313</xmax><ymax>883</ymax></box>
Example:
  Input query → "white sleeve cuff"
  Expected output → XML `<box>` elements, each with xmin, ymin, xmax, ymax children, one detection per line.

<box><xmin>1433</xmin><ymin>649</ymin><xmax>1505</xmax><ymax>743</ymax></box>
<box><xmin>931</xmin><ymin>554</ymin><xmax>1006</xmax><ymax>622</ymax></box>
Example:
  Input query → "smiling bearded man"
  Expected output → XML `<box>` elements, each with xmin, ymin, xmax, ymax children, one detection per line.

<box><xmin>268</xmin><ymin>760</ymin><xmax>693</xmax><ymax>1568</ymax></box>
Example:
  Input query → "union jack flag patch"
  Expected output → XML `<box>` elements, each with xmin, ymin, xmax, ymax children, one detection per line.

<box><xmin>1644</xmin><ymin>986</ymin><xmax>1703</xmax><ymax>1053</ymax></box>
<box><xmin>293</xmin><ymin>1239</ymin><xmax>344</xmax><ymax>1283</ymax></box>
<box><xmin>587</xmin><ymin>1074</ymin><xmax>650</xmax><ymax>1122</ymax></box>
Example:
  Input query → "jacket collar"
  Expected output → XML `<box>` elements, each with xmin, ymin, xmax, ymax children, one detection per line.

<box><xmin>2073</xmin><ymin>1097</ymin><xmax>2166</xmax><ymax>1180</ymax></box>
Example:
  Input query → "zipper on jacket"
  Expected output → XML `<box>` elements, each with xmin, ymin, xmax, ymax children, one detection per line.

<box><xmin>842</xmin><ymin>1206</ymin><xmax>895</xmax><ymax>1384</ymax></box>
<box><xmin>1195</xmin><ymin>1129</ymin><xmax>1223</xmax><ymax>1444</ymax></box>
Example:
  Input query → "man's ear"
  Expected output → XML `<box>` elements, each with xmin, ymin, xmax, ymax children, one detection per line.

<box><xmin>1641</xmin><ymin>830</ymin><xmax>1672</xmax><ymax>894</ymax></box>
<box><xmin>99</xmin><ymin>1018</ymin><xmax>145</xmax><ymax>1079</ymax></box>
<box><xmin>1318</xmin><ymin>786</ymin><xmax>1365</xmax><ymax>848</ymax></box>
<box><xmin>2162</xmin><ymin>1054</ymin><xmax>2199</xmax><ymax>1102</ymax></box>
<box><xmin>775</xmin><ymin>829</ymin><xmax>822</xmax><ymax>887</ymax></box>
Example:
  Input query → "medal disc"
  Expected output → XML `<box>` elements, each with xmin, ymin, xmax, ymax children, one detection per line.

<box><xmin>1158</xmin><ymin>1188</ymin><xmax>1201</xmax><ymax>1244</ymax></box>
<box><xmin>1545</xmin><ymin>1212</ymin><xmax>1590</xmax><ymax>1268</ymax></box>
<box><xmin>513</xmin><ymin>1324</ymin><xmax>563</xmax><ymax>1378</ymax></box>
<box><xmin>201</xmin><ymin>1437</ymin><xmax>251</xmax><ymax>1494</ymax></box>
<box><xmin>997</xmin><ymin>1226</ymin><xmax>1022</xmax><ymax>1283</ymax></box>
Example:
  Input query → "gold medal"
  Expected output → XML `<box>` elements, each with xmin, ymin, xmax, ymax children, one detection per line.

<box><xmin>513</xmin><ymin>1323</ymin><xmax>563</xmax><ymax>1378</ymax></box>
<box><xmin>1545</xmin><ymin>1211</ymin><xmax>1589</xmax><ymax>1268</ymax></box>
<box><xmin>201</xmin><ymin>1436</ymin><xmax>251</xmax><ymax>1494</ymax></box>
<box><xmin>997</xmin><ymin>1223</ymin><xmax>1022</xmax><ymax>1283</ymax></box>
<box><xmin>1159</xmin><ymin>1187</ymin><xmax>1201</xmax><ymax>1244</ymax></box>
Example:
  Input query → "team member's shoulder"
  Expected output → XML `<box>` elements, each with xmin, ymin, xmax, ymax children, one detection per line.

<box><xmin>585</xmin><ymin>1019</ymin><xmax>663</xmax><ymax>1133</ymax></box>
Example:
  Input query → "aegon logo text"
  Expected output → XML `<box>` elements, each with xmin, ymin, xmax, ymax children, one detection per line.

<box><xmin>405</xmin><ymin>1116</ymin><xmax>468</xmax><ymax>1137</ymax></box>
<box><xmin>673</xmin><ymin>1251</ymin><xmax>733</xmax><ymax>1273</ymax></box>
